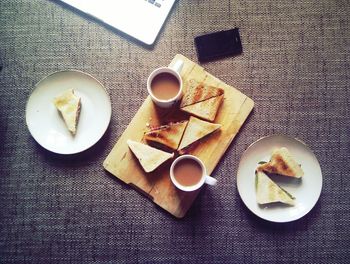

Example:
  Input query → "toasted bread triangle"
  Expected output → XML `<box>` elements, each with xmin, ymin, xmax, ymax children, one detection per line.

<box><xmin>255</xmin><ymin>170</ymin><xmax>295</xmax><ymax>205</ymax></box>
<box><xmin>181</xmin><ymin>94</ymin><xmax>224</xmax><ymax>122</ymax></box>
<box><xmin>178</xmin><ymin>116</ymin><xmax>221</xmax><ymax>150</ymax></box>
<box><xmin>258</xmin><ymin>147</ymin><xmax>304</xmax><ymax>178</ymax></box>
<box><xmin>144</xmin><ymin>121</ymin><xmax>188</xmax><ymax>150</ymax></box>
<box><xmin>127</xmin><ymin>140</ymin><xmax>174</xmax><ymax>173</ymax></box>
<box><xmin>53</xmin><ymin>89</ymin><xmax>81</xmax><ymax>135</ymax></box>
<box><xmin>180</xmin><ymin>81</ymin><xmax>224</xmax><ymax>108</ymax></box>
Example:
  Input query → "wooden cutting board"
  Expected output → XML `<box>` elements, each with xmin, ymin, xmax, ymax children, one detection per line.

<box><xmin>103</xmin><ymin>54</ymin><xmax>254</xmax><ymax>218</ymax></box>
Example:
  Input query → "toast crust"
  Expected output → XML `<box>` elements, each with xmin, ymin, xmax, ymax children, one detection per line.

<box><xmin>144</xmin><ymin>121</ymin><xmax>188</xmax><ymax>150</ymax></box>
<box><xmin>181</xmin><ymin>94</ymin><xmax>224</xmax><ymax>122</ymax></box>
<box><xmin>180</xmin><ymin>81</ymin><xmax>224</xmax><ymax>108</ymax></box>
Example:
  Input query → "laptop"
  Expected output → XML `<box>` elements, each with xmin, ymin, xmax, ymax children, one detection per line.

<box><xmin>56</xmin><ymin>0</ymin><xmax>177</xmax><ymax>45</ymax></box>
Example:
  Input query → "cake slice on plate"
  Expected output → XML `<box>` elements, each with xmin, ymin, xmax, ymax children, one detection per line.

<box><xmin>53</xmin><ymin>89</ymin><xmax>81</xmax><ymax>135</ymax></box>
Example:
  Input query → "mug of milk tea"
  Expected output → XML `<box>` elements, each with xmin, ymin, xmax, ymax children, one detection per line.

<box><xmin>170</xmin><ymin>154</ymin><xmax>217</xmax><ymax>192</ymax></box>
<box><xmin>147</xmin><ymin>60</ymin><xmax>184</xmax><ymax>108</ymax></box>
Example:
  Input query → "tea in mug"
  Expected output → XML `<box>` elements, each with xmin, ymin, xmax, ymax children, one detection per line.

<box><xmin>173</xmin><ymin>158</ymin><xmax>203</xmax><ymax>186</ymax></box>
<box><xmin>150</xmin><ymin>72</ymin><xmax>180</xmax><ymax>100</ymax></box>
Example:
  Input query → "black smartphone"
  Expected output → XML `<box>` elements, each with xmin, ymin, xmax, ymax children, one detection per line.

<box><xmin>194</xmin><ymin>28</ymin><xmax>242</xmax><ymax>62</ymax></box>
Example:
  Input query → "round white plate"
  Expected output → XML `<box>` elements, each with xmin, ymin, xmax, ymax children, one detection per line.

<box><xmin>237</xmin><ymin>135</ymin><xmax>322</xmax><ymax>222</ymax></box>
<box><xmin>26</xmin><ymin>70</ymin><xmax>112</xmax><ymax>154</ymax></box>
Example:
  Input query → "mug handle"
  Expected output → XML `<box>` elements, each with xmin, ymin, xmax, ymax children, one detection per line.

<box><xmin>204</xmin><ymin>175</ymin><xmax>217</xmax><ymax>186</ymax></box>
<box><xmin>170</xmin><ymin>59</ymin><xmax>184</xmax><ymax>74</ymax></box>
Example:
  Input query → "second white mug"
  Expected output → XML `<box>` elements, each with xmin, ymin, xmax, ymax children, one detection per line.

<box><xmin>170</xmin><ymin>154</ymin><xmax>217</xmax><ymax>192</ymax></box>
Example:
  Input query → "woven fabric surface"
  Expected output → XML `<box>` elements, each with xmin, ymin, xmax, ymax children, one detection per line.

<box><xmin>0</xmin><ymin>0</ymin><xmax>349</xmax><ymax>263</ymax></box>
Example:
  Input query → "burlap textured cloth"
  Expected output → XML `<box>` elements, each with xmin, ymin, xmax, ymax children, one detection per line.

<box><xmin>0</xmin><ymin>0</ymin><xmax>349</xmax><ymax>263</ymax></box>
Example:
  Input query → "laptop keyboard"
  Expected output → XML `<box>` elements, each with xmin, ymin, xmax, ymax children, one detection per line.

<box><xmin>146</xmin><ymin>0</ymin><xmax>164</xmax><ymax>8</ymax></box>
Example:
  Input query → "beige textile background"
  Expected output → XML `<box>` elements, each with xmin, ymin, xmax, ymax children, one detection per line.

<box><xmin>0</xmin><ymin>0</ymin><xmax>349</xmax><ymax>263</ymax></box>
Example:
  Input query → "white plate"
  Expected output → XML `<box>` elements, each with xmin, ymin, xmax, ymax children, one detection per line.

<box><xmin>26</xmin><ymin>70</ymin><xmax>112</xmax><ymax>154</ymax></box>
<box><xmin>237</xmin><ymin>135</ymin><xmax>322</xmax><ymax>222</ymax></box>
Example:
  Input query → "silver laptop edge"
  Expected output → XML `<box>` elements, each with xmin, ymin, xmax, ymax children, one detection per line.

<box><xmin>56</xmin><ymin>0</ymin><xmax>177</xmax><ymax>45</ymax></box>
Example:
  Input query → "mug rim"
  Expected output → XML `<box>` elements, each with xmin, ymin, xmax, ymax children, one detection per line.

<box><xmin>147</xmin><ymin>67</ymin><xmax>183</xmax><ymax>103</ymax></box>
<box><xmin>170</xmin><ymin>154</ymin><xmax>207</xmax><ymax>192</ymax></box>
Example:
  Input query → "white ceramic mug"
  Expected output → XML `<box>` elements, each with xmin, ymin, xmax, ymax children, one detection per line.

<box><xmin>147</xmin><ymin>60</ymin><xmax>184</xmax><ymax>108</ymax></box>
<box><xmin>170</xmin><ymin>154</ymin><xmax>217</xmax><ymax>192</ymax></box>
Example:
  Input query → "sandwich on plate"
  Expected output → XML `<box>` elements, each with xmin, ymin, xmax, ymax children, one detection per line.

<box><xmin>178</xmin><ymin>116</ymin><xmax>221</xmax><ymax>150</ymax></box>
<box><xmin>255</xmin><ymin>170</ymin><xmax>295</xmax><ymax>206</ymax></box>
<box><xmin>53</xmin><ymin>89</ymin><xmax>81</xmax><ymax>135</ymax></box>
<box><xmin>127</xmin><ymin>140</ymin><xmax>174</xmax><ymax>173</ymax></box>
<box><xmin>257</xmin><ymin>147</ymin><xmax>304</xmax><ymax>178</ymax></box>
<box><xmin>144</xmin><ymin>120</ymin><xmax>188</xmax><ymax>150</ymax></box>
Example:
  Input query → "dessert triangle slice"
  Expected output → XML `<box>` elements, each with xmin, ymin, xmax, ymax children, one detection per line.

<box><xmin>127</xmin><ymin>140</ymin><xmax>174</xmax><ymax>173</ymax></box>
<box><xmin>257</xmin><ymin>147</ymin><xmax>304</xmax><ymax>178</ymax></box>
<box><xmin>181</xmin><ymin>94</ymin><xmax>224</xmax><ymax>122</ymax></box>
<box><xmin>255</xmin><ymin>170</ymin><xmax>295</xmax><ymax>205</ymax></box>
<box><xmin>53</xmin><ymin>89</ymin><xmax>81</xmax><ymax>135</ymax></box>
<box><xmin>180</xmin><ymin>81</ymin><xmax>224</xmax><ymax>108</ymax></box>
<box><xmin>178</xmin><ymin>116</ymin><xmax>221</xmax><ymax>150</ymax></box>
<box><xmin>144</xmin><ymin>120</ymin><xmax>188</xmax><ymax>150</ymax></box>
